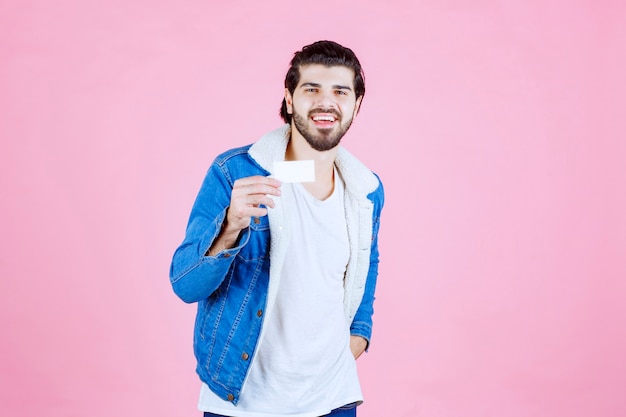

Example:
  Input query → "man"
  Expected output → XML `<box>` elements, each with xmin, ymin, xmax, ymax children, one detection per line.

<box><xmin>170</xmin><ymin>40</ymin><xmax>384</xmax><ymax>417</ymax></box>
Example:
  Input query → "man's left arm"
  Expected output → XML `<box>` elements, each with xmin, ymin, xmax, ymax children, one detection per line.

<box><xmin>350</xmin><ymin>178</ymin><xmax>384</xmax><ymax>359</ymax></box>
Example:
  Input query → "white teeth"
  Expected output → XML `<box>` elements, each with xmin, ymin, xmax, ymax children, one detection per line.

<box><xmin>313</xmin><ymin>116</ymin><xmax>335</xmax><ymax>122</ymax></box>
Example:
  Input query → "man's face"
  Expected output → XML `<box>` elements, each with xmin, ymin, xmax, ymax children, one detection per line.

<box><xmin>285</xmin><ymin>64</ymin><xmax>362</xmax><ymax>152</ymax></box>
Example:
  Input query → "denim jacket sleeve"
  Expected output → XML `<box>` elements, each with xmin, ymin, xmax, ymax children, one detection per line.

<box><xmin>349</xmin><ymin>177</ymin><xmax>384</xmax><ymax>349</ymax></box>
<box><xmin>169</xmin><ymin>155</ymin><xmax>254</xmax><ymax>303</ymax></box>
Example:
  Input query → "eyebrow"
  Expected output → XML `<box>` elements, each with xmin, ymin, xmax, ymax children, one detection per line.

<box><xmin>300</xmin><ymin>82</ymin><xmax>353</xmax><ymax>91</ymax></box>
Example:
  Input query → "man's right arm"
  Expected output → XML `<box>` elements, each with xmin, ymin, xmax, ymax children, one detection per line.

<box><xmin>169</xmin><ymin>164</ymin><xmax>280</xmax><ymax>303</ymax></box>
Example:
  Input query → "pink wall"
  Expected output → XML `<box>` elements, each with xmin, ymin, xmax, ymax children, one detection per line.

<box><xmin>1</xmin><ymin>1</ymin><xmax>625</xmax><ymax>416</ymax></box>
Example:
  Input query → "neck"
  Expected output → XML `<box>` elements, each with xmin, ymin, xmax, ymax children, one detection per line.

<box><xmin>286</xmin><ymin>127</ymin><xmax>338</xmax><ymax>200</ymax></box>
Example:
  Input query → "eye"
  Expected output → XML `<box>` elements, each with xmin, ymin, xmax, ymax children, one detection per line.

<box><xmin>335</xmin><ymin>90</ymin><xmax>348</xmax><ymax>96</ymax></box>
<box><xmin>305</xmin><ymin>88</ymin><xmax>318</xmax><ymax>93</ymax></box>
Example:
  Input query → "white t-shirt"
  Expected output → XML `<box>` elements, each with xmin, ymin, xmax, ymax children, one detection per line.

<box><xmin>199</xmin><ymin>171</ymin><xmax>362</xmax><ymax>416</ymax></box>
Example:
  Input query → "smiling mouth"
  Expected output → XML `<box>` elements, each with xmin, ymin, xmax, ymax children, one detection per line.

<box><xmin>312</xmin><ymin>115</ymin><xmax>336</xmax><ymax>122</ymax></box>
<box><xmin>311</xmin><ymin>113</ymin><xmax>338</xmax><ymax>128</ymax></box>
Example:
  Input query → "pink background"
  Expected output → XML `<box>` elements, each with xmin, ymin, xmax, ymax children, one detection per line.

<box><xmin>2</xmin><ymin>1</ymin><xmax>625</xmax><ymax>416</ymax></box>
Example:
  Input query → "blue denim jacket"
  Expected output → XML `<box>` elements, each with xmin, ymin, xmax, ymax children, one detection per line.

<box><xmin>170</xmin><ymin>125</ymin><xmax>384</xmax><ymax>405</ymax></box>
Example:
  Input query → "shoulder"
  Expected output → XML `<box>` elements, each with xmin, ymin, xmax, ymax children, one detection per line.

<box><xmin>212</xmin><ymin>144</ymin><xmax>254</xmax><ymax>167</ymax></box>
<box><xmin>336</xmin><ymin>147</ymin><xmax>381</xmax><ymax>197</ymax></box>
<box><xmin>211</xmin><ymin>125</ymin><xmax>290</xmax><ymax>173</ymax></box>
<box><xmin>206</xmin><ymin>144</ymin><xmax>269</xmax><ymax>186</ymax></box>
<box><xmin>368</xmin><ymin>172</ymin><xmax>385</xmax><ymax>210</ymax></box>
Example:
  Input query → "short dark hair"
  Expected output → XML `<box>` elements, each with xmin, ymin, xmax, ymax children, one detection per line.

<box><xmin>279</xmin><ymin>40</ymin><xmax>366</xmax><ymax>123</ymax></box>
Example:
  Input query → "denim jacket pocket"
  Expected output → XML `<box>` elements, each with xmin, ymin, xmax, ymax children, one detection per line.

<box><xmin>237</xmin><ymin>216</ymin><xmax>270</xmax><ymax>261</ymax></box>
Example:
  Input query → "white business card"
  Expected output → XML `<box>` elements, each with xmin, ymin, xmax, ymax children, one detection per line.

<box><xmin>272</xmin><ymin>160</ymin><xmax>315</xmax><ymax>183</ymax></box>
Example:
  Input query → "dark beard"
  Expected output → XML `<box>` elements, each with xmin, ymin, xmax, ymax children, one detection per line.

<box><xmin>292</xmin><ymin>109</ymin><xmax>353</xmax><ymax>152</ymax></box>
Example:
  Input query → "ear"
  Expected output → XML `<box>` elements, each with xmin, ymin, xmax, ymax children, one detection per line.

<box><xmin>353</xmin><ymin>96</ymin><xmax>363</xmax><ymax>117</ymax></box>
<box><xmin>284</xmin><ymin>88</ymin><xmax>293</xmax><ymax>114</ymax></box>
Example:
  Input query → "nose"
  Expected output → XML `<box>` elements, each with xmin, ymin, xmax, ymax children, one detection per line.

<box><xmin>315</xmin><ymin>88</ymin><xmax>336</xmax><ymax>109</ymax></box>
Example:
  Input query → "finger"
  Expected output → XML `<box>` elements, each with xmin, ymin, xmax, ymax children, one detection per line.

<box><xmin>234</xmin><ymin>175</ymin><xmax>282</xmax><ymax>188</ymax></box>
<box><xmin>243</xmin><ymin>194</ymin><xmax>277</xmax><ymax>209</ymax></box>
<box><xmin>229</xmin><ymin>194</ymin><xmax>276</xmax><ymax>219</ymax></box>
<box><xmin>228</xmin><ymin>205</ymin><xmax>268</xmax><ymax>224</ymax></box>
<box><xmin>233</xmin><ymin>177</ymin><xmax>282</xmax><ymax>196</ymax></box>
<box><xmin>237</xmin><ymin>183</ymin><xmax>281</xmax><ymax>198</ymax></box>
